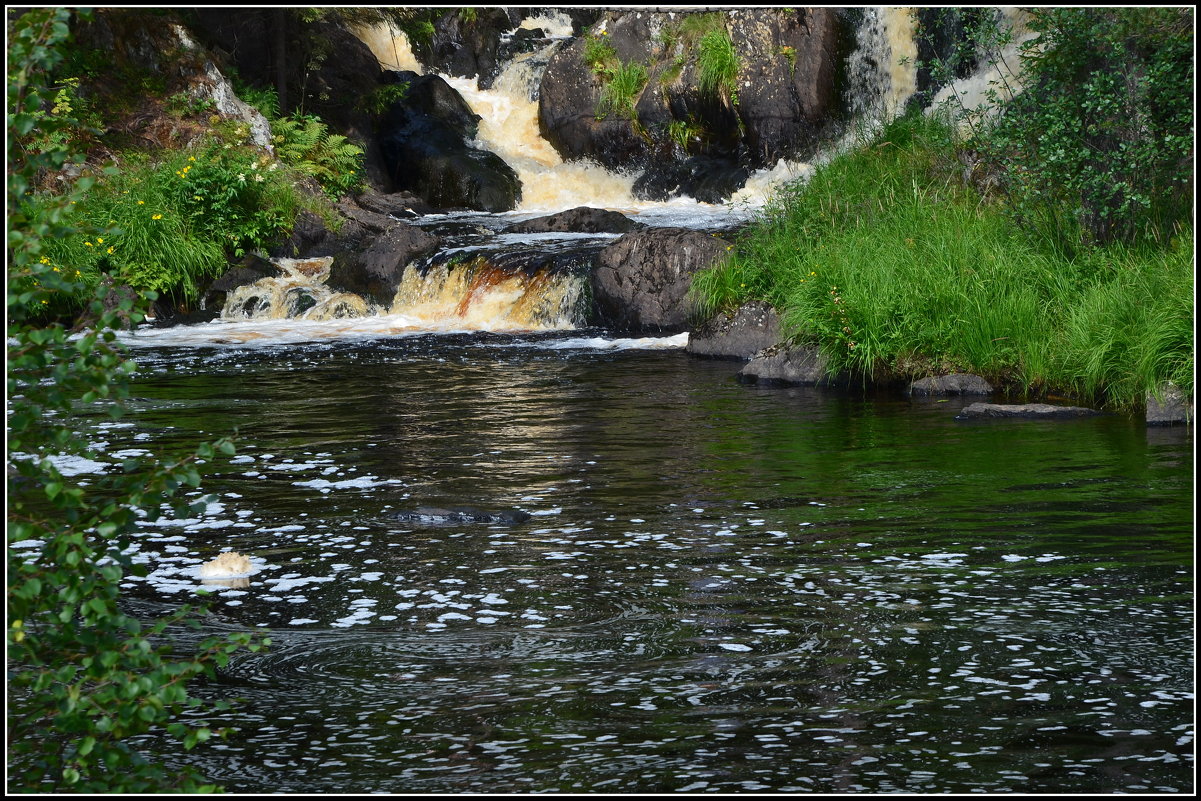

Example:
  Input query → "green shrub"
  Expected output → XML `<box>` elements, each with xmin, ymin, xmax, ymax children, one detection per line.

<box><xmin>8</xmin><ymin>9</ymin><xmax>267</xmax><ymax>792</ymax></box>
<box><xmin>36</xmin><ymin>141</ymin><xmax>304</xmax><ymax>306</ymax></box>
<box><xmin>922</xmin><ymin>7</ymin><xmax>1194</xmax><ymax>248</ymax></box>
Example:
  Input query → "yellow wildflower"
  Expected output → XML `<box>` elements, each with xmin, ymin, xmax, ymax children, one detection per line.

<box><xmin>137</xmin><ymin>200</ymin><xmax>145</xmax><ymax>205</ymax></box>
<box><xmin>107</xmin><ymin>247</ymin><xmax>114</xmax><ymax>254</ymax></box>
<box><xmin>84</xmin><ymin>241</ymin><xmax>93</xmax><ymax>247</ymax></box>
<box><xmin>97</xmin><ymin>237</ymin><xmax>103</xmax><ymax>244</ymax></box>
<box><xmin>152</xmin><ymin>214</ymin><xmax>163</xmax><ymax>220</ymax></box>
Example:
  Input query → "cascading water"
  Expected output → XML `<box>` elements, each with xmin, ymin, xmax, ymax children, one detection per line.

<box><xmin>129</xmin><ymin>9</ymin><xmax>1011</xmax><ymax>346</ymax></box>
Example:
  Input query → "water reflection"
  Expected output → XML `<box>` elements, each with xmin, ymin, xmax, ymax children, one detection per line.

<box><xmin>64</xmin><ymin>336</ymin><xmax>1193</xmax><ymax>793</ymax></box>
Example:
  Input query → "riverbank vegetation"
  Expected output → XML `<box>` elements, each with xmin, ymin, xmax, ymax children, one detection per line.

<box><xmin>692</xmin><ymin>7</ymin><xmax>1193</xmax><ymax>411</ymax></box>
<box><xmin>8</xmin><ymin>9</ymin><xmax>269</xmax><ymax>791</ymax></box>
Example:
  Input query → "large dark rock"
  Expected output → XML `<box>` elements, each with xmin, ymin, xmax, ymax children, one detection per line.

<box><xmin>506</xmin><ymin>206</ymin><xmax>644</xmax><ymax>234</ymax></box>
<box><xmin>420</xmin><ymin>8</ymin><xmax>526</xmax><ymax>86</ymax></box>
<box><xmin>592</xmin><ymin>227</ymin><xmax>731</xmax><ymax>332</ymax></box>
<box><xmin>378</xmin><ymin>72</ymin><xmax>522</xmax><ymax>211</ymax></box>
<box><xmin>955</xmin><ymin>403</ymin><xmax>1102</xmax><ymax>421</ymax></box>
<box><xmin>727</xmin><ymin>8</ymin><xmax>844</xmax><ymax>165</ymax></box>
<box><xmin>687</xmin><ymin>301</ymin><xmax>782</xmax><ymax>360</ymax></box>
<box><xmin>537</xmin><ymin>16</ymin><xmax>658</xmax><ymax>168</ymax></box>
<box><xmin>538</xmin><ymin>9</ymin><xmax>848</xmax><ymax>177</ymax></box>
<box><xmin>327</xmin><ymin>224</ymin><xmax>442</xmax><ymax>308</ymax></box>
<box><xmin>633</xmin><ymin>155</ymin><xmax>751</xmax><ymax>203</ymax></box>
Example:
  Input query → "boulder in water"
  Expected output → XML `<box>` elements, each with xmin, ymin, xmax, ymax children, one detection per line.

<box><xmin>955</xmin><ymin>402</ymin><xmax>1102</xmax><ymax>421</ymax></box>
<box><xmin>687</xmin><ymin>301</ymin><xmax>782</xmax><ymax>360</ymax></box>
<box><xmin>592</xmin><ymin>227</ymin><xmax>731</xmax><ymax>332</ymax></box>
<box><xmin>327</xmin><ymin>224</ymin><xmax>442</xmax><ymax>308</ymax></box>
<box><xmin>389</xmin><ymin>506</ymin><xmax>532</xmax><ymax>526</ymax></box>
<box><xmin>378</xmin><ymin>72</ymin><xmax>522</xmax><ymax>212</ymax></box>
<box><xmin>505</xmin><ymin>206</ymin><xmax>644</xmax><ymax>234</ymax></box>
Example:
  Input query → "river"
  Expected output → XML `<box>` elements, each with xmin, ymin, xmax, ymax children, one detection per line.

<box><xmin>25</xmin><ymin>10</ymin><xmax>1193</xmax><ymax>792</ymax></box>
<box><xmin>36</xmin><ymin>328</ymin><xmax>1193</xmax><ymax>793</ymax></box>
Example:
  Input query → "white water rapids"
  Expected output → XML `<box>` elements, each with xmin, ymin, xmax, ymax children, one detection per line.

<box><xmin>120</xmin><ymin>10</ymin><xmax>1031</xmax><ymax>349</ymax></box>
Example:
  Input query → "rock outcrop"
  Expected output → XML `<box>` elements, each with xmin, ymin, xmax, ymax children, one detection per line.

<box><xmin>687</xmin><ymin>301</ymin><xmax>782</xmax><ymax>360</ymax></box>
<box><xmin>538</xmin><ymin>9</ymin><xmax>847</xmax><ymax>202</ymax></box>
<box><xmin>505</xmin><ymin>206</ymin><xmax>644</xmax><ymax>234</ymax></box>
<box><xmin>592</xmin><ymin>228</ymin><xmax>731</xmax><ymax>331</ymax></box>
<box><xmin>377</xmin><ymin>72</ymin><xmax>522</xmax><ymax>211</ymax></box>
<box><xmin>327</xmin><ymin>225</ymin><xmax>441</xmax><ymax>308</ymax></box>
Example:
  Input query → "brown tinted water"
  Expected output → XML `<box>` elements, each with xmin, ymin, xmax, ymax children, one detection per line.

<box><xmin>45</xmin><ymin>332</ymin><xmax>1193</xmax><ymax>793</ymax></box>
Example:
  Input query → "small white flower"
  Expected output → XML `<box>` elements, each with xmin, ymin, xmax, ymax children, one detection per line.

<box><xmin>254</xmin><ymin>174</ymin><xmax>265</xmax><ymax>183</ymax></box>
<box><xmin>237</xmin><ymin>173</ymin><xmax>246</xmax><ymax>181</ymax></box>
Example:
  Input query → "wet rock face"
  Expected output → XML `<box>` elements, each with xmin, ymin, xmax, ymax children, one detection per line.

<box><xmin>538</xmin><ymin>8</ymin><xmax>846</xmax><ymax>195</ymax></box>
<box><xmin>728</xmin><ymin>8</ymin><xmax>844</xmax><ymax>165</ymax></box>
<box><xmin>687</xmin><ymin>301</ymin><xmax>782</xmax><ymax>360</ymax></box>
<box><xmin>505</xmin><ymin>206</ymin><xmax>644</xmax><ymax>235</ymax></box>
<box><xmin>327</xmin><ymin>225</ymin><xmax>441</xmax><ymax>308</ymax></box>
<box><xmin>592</xmin><ymin>228</ymin><xmax>731</xmax><ymax>332</ymax></box>
<box><xmin>633</xmin><ymin>156</ymin><xmax>750</xmax><ymax>204</ymax></box>
<box><xmin>378</xmin><ymin>72</ymin><xmax>522</xmax><ymax>212</ymax></box>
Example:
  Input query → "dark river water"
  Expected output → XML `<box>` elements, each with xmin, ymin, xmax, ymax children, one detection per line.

<box><xmin>46</xmin><ymin>330</ymin><xmax>1194</xmax><ymax>793</ymax></box>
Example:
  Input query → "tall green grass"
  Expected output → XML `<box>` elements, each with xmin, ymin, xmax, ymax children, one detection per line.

<box><xmin>690</xmin><ymin>113</ymin><xmax>1194</xmax><ymax>409</ymax></box>
<box><xmin>35</xmin><ymin>138</ymin><xmax>323</xmax><ymax>308</ymax></box>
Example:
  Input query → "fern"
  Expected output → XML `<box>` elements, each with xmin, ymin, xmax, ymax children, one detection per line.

<box><xmin>270</xmin><ymin>114</ymin><xmax>364</xmax><ymax>198</ymax></box>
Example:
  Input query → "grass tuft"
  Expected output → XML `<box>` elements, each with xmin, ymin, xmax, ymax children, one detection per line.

<box><xmin>689</xmin><ymin>112</ymin><xmax>1193</xmax><ymax>409</ymax></box>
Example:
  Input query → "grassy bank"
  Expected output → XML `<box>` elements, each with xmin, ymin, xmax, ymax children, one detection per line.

<box><xmin>691</xmin><ymin>114</ymin><xmax>1193</xmax><ymax>411</ymax></box>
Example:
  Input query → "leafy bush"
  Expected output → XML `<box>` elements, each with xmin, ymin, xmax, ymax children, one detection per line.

<box><xmin>8</xmin><ymin>8</ymin><xmax>268</xmax><ymax>792</ymax></box>
<box><xmin>923</xmin><ymin>7</ymin><xmax>1194</xmax><ymax>248</ymax></box>
<box><xmin>35</xmin><ymin>141</ymin><xmax>304</xmax><ymax>307</ymax></box>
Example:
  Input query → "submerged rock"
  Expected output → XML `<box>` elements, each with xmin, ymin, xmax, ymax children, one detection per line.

<box><xmin>737</xmin><ymin>345</ymin><xmax>842</xmax><ymax>386</ymax></box>
<box><xmin>688</xmin><ymin>301</ymin><xmax>782</xmax><ymax>360</ymax></box>
<box><xmin>907</xmin><ymin>374</ymin><xmax>994</xmax><ymax>396</ymax></box>
<box><xmin>389</xmin><ymin>506</ymin><xmax>532</xmax><ymax>526</ymax></box>
<box><xmin>955</xmin><ymin>402</ymin><xmax>1101</xmax><ymax>421</ymax></box>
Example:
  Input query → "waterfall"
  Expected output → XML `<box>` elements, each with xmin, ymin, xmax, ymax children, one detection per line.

<box><xmin>389</xmin><ymin>256</ymin><xmax>589</xmax><ymax>330</ymax></box>
<box><xmin>222</xmin><ymin>258</ymin><xmax>371</xmax><ymax>322</ymax></box>
<box><xmin>926</xmin><ymin>9</ymin><xmax>1036</xmax><ymax>123</ymax></box>
<box><xmin>351</xmin><ymin>22</ymin><xmax>424</xmax><ymax>73</ymax></box>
